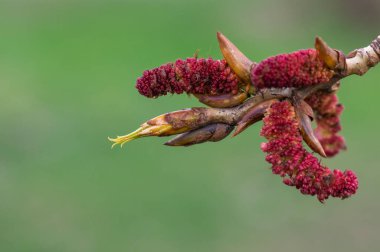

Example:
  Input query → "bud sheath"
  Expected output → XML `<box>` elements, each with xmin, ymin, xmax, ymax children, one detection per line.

<box><xmin>217</xmin><ymin>32</ymin><xmax>254</xmax><ymax>84</ymax></box>
<box><xmin>165</xmin><ymin>123</ymin><xmax>234</xmax><ymax>146</ymax></box>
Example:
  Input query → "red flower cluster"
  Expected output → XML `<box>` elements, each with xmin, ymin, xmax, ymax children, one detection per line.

<box><xmin>130</xmin><ymin>36</ymin><xmax>361</xmax><ymax>202</ymax></box>
<box><xmin>251</xmin><ymin>49</ymin><xmax>333</xmax><ymax>89</ymax></box>
<box><xmin>260</xmin><ymin>100</ymin><xmax>358</xmax><ymax>202</ymax></box>
<box><xmin>306</xmin><ymin>92</ymin><xmax>346</xmax><ymax>157</ymax></box>
<box><xmin>136</xmin><ymin>58</ymin><xmax>240</xmax><ymax>98</ymax></box>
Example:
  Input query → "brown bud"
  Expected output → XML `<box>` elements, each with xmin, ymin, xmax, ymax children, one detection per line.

<box><xmin>315</xmin><ymin>36</ymin><xmax>339</xmax><ymax>70</ymax></box>
<box><xmin>156</xmin><ymin>108</ymin><xmax>211</xmax><ymax>132</ymax></box>
<box><xmin>298</xmin><ymin>99</ymin><xmax>315</xmax><ymax>120</ymax></box>
<box><xmin>233</xmin><ymin>99</ymin><xmax>277</xmax><ymax>137</ymax></box>
<box><xmin>164</xmin><ymin>123</ymin><xmax>234</xmax><ymax>146</ymax></box>
<box><xmin>194</xmin><ymin>92</ymin><xmax>248</xmax><ymax>108</ymax></box>
<box><xmin>294</xmin><ymin>102</ymin><xmax>327</xmax><ymax>157</ymax></box>
<box><xmin>108</xmin><ymin>108</ymin><xmax>211</xmax><ymax>147</ymax></box>
<box><xmin>217</xmin><ymin>32</ymin><xmax>254</xmax><ymax>84</ymax></box>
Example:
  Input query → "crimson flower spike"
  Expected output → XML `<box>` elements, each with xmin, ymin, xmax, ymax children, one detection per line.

<box><xmin>109</xmin><ymin>32</ymin><xmax>380</xmax><ymax>202</ymax></box>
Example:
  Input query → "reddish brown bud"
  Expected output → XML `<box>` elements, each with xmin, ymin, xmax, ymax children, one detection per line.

<box><xmin>217</xmin><ymin>32</ymin><xmax>254</xmax><ymax>84</ymax></box>
<box><xmin>315</xmin><ymin>36</ymin><xmax>339</xmax><ymax>70</ymax></box>
<box><xmin>233</xmin><ymin>99</ymin><xmax>276</xmax><ymax>137</ymax></box>
<box><xmin>164</xmin><ymin>123</ymin><xmax>233</xmax><ymax>146</ymax></box>
<box><xmin>194</xmin><ymin>92</ymin><xmax>248</xmax><ymax>108</ymax></box>
<box><xmin>297</xmin><ymin>99</ymin><xmax>315</xmax><ymax>119</ymax></box>
<box><xmin>109</xmin><ymin>108</ymin><xmax>211</xmax><ymax>147</ymax></box>
<box><xmin>294</xmin><ymin>101</ymin><xmax>327</xmax><ymax>158</ymax></box>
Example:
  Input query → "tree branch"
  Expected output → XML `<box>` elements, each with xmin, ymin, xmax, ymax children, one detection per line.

<box><xmin>344</xmin><ymin>36</ymin><xmax>380</xmax><ymax>76</ymax></box>
<box><xmin>109</xmin><ymin>34</ymin><xmax>380</xmax><ymax>148</ymax></box>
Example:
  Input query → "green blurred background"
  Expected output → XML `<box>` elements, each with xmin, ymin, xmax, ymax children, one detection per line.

<box><xmin>1</xmin><ymin>0</ymin><xmax>379</xmax><ymax>251</ymax></box>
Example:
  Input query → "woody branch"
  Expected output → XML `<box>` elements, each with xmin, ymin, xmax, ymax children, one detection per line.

<box><xmin>109</xmin><ymin>34</ymin><xmax>380</xmax><ymax>148</ymax></box>
<box><xmin>107</xmin><ymin>33</ymin><xmax>380</xmax><ymax>202</ymax></box>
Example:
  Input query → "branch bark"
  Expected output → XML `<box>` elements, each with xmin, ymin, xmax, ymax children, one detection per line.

<box><xmin>109</xmin><ymin>34</ymin><xmax>380</xmax><ymax>148</ymax></box>
<box><xmin>345</xmin><ymin>36</ymin><xmax>380</xmax><ymax>76</ymax></box>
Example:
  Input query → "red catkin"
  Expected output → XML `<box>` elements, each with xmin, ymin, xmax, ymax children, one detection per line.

<box><xmin>260</xmin><ymin>100</ymin><xmax>358</xmax><ymax>202</ymax></box>
<box><xmin>251</xmin><ymin>49</ymin><xmax>334</xmax><ymax>90</ymax></box>
<box><xmin>136</xmin><ymin>58</ymin><xmax>240</xmax><ymax>98</ymax></box>
<box><xmin>306</xmin><ymin>92</ymin><xmax>346</xmax><ymax>157</ymax></box>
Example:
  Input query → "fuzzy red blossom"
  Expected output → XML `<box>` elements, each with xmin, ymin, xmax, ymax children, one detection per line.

<box><xmin>136</xmin><ymin>58</ymin><xmax>240</xmax><ymax>98</ymax></box>
<box><xmin>251</xmin><ymin>49</ymin><xmax>334</xmax><ymax>90</ymax></box>
<box><xmin>111</xmin><ymin>32</ymin><xmax>380</xmax><ymax>203</ymax></box>
<box><xmin>260</xmin><ymin>100</ymin><xmax>358</xmax><ymax>202</ymax></box>
<box><xmin>306</xmin><ymin>92</ymin><xmax>346</xmax><ymax>157</ymax></box>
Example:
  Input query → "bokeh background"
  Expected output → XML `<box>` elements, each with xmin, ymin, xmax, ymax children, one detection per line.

<box><xmin>1</xmin><ymin>0</ymin><xmax>380</xmax><ymax>251</ymax></box>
